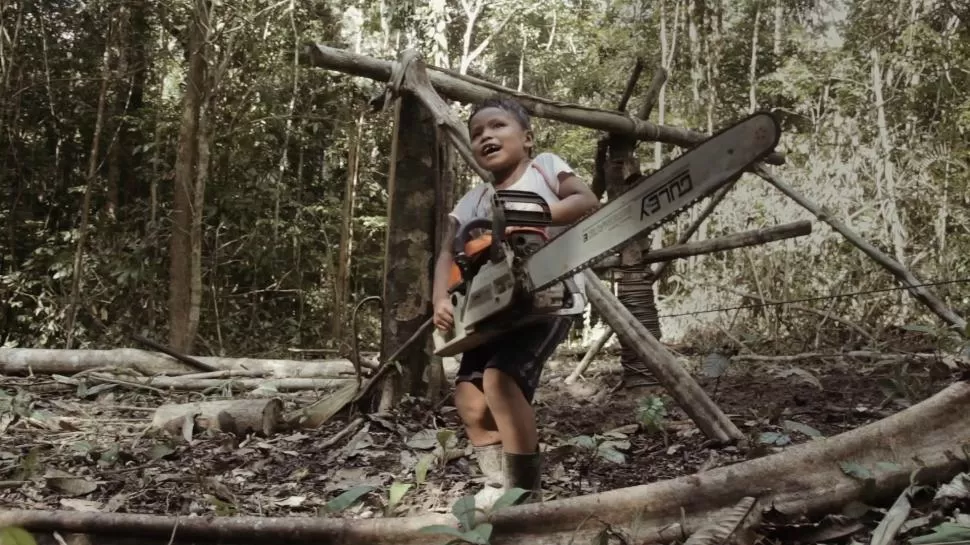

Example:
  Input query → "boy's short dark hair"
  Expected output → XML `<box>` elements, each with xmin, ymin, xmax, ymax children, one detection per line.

<box><xmin>468</xmin><ymin>97</ymin><xmax>532</xmax><ymax>131</ymax></box>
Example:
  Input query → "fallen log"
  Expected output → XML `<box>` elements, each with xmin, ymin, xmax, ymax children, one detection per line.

<box><xmin>130</xmin><ymin>333</ymin><xmax>217</xmax><ymax>372</ymax></box>
<box><xmin>732</xmin><ymin>351</ymin><xmax>947</xmax><ymax>363</ymax></box>
<box><xmin>89</xmin><ymin>373</ymin><xmax>353</xmax><ymax>392</ymax></box>
<box><xmin>302</xmin><ymin>43</ymin><xmax>785</xmax><ymax>166</ymax></box>
<box><xmin>583</xmin><ymin>269</ymin><xmax>744</xmax><ymax>444</ymax></box>
<box><xmin>593</xmin><ymin>220</ymin><xmax>812</xmax><ymax>271</ymax></box>
<box><xmin>3</xmin><ymin>379</ymin><xmax>968</xmax><ymax>545</ymax></box>
<box><xmin>151</xmin><ymin>399</ymin><xmax>284</xmax><ymax>437</ymax></box>
<box><xmin>0</xmin><ymin>348</ymin><xmax>362</xmax><ymax>378</ymax></box>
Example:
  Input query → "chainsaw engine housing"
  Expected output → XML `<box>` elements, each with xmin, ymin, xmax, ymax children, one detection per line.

<box><xmin>432</xmin><ymin>191</ymin><xmax>585</xmax><ymax>357</ymax></box>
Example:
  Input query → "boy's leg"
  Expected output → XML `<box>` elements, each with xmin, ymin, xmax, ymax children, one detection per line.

<box><xmin>454</xmin><ymin>351</ymin><xmax>506</xmax><ymax>508</ymax></box>
<box><xmin>454</xmin><ymin>381</ymin><xmax>500</xmax><ymax>446</ymax></box>
<box><xmin>480</xmin><ymin>317</ymin><xmax>572</xmax><ymax>501</ymax></box>
<box><xmin>481</xmin><ymin>369</ymin><xmax>537</xmax><ymax>453</ymax></box>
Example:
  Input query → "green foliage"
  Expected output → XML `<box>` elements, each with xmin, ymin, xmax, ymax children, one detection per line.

<box><xmin>417</xmin><ymin>487</ymin><xmax>528</xmax><ymax>545</ymax></box>
<box><xmin>1</xmin><ymin>0</ymin><xmax>969</xmax><ymax>358</ymax></box>
<box><xmin>636</xmin><ymin>395</ymin><xmax>668</xmax><ymax>434</ymax></box>
<box><xmin>0</xmin><ymin>527</ymin><xmax>37</xmax><ymax>545</ymax></box>
<box><xmin>323</xmin><ymin>484</ymin><xmax>378</xmax><ymax>514</ymax></box>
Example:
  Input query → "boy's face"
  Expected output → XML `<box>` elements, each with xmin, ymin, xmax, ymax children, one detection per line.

<box><xmin>469</xmin><ymin>107</ymin><xmax>533</xmax><ymax>173</ymax></box>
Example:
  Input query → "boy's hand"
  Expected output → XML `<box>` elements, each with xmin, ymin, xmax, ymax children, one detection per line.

<box><xmin>433</xmin><ymin>298</ymin><xmax>454</xmax><ymax>331</ymax></box>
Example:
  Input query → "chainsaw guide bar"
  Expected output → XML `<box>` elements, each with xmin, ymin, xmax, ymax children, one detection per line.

<box><xmin>522</xmin><ymin>111</ymin><xmax>781</xmax><ymax>292</ymax></box>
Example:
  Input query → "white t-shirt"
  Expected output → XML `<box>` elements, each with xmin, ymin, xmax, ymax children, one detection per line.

<box><xmin>449</xmin><ymin>152</ymin><xmax>586</xmax><ymax>295</ymax></box>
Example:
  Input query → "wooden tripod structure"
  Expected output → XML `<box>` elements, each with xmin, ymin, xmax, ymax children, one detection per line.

<box><xmin>303</xmin><ymin>45</ymin><xmax>966</xmax><ymax>444</ymax></box>
<box><xmin>304</xmin><ymin>43</ymin><xmax>966</xmax><ymax>335</ymax></box>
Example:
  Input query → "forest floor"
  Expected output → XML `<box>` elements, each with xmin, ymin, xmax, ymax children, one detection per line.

<box><xmin>1</xmin><ymin>337</ymin><xmax>968</xmax><ymax>544</ymax></box>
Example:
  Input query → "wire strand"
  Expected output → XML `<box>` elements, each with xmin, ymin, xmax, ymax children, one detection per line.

<box><xmin>657</xmin><ymin>277</ymin><xmax>970</xmax><ymax>319</ymax></box>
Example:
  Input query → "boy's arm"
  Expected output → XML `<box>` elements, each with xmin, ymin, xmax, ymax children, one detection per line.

<box><xmin>549</xmin><ymin>172</ymin><xmax>600</xmax><ymax>225</ymax></box>
<box><xmin>432</xmin><ymin>217</ymin><xmax>459</xmax><ymax>305</ymax></box>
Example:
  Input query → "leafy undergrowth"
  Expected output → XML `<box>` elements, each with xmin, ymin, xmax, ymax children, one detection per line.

<box><xmin>0</xmin><ymin>348</ymin><xmax>964</xmax><ymax>545</ymax></box>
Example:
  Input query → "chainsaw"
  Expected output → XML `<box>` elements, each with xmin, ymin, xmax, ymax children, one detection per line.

<box><xmin>432</xmin><ymin>111</ymin><xmax>781</xmax><ymax>357</ymax></box>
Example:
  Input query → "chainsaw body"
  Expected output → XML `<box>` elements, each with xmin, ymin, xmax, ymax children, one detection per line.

<box><xmin>432</xmin><ymin>190</ymin><xmax>586</xmax><ymax>357</ymax></box>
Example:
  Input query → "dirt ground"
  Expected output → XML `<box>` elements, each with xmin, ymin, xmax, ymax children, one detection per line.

<box><xmin>1</xmin><ymin>346</ymin><xmax>967</xmax><ymax>544</ymax></box>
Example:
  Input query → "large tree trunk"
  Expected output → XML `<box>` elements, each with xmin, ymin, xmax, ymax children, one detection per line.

<box><xmin>426</xmin><ymin>125</ymin><xmax>456</xmax><ymax>403</ymax></box>
<box><xmin>5</xmin><ymin>379</ymin><xmax>968</xmax><ymax>544</ymax></box>
<box><xmin>688</xmin><ymin>0</ymin><xmax>701</xmax><ymax>114</ymax></box>
<box><xmin>870</xmin><ymin>47</ymin><xmax>908</xmax><ymax>269</ymax></box>
<box><xmin>655</xmin><ymin>0</ymin><xmax>682</xmax><ymax>168</ymax></box>
<box><xmin>601</xmin><ymin>64</ymin><xmax>668</xmax><ymax>390</ymax></box>
<box><xmin>168</xmin><ymin>2</ymin><xmax>209</xmax><ymax>353</ymax></box>
<box><xmin>378</xmin><ymin>94</ymin><xmax>436</xmax><ymax>408</ymax></box>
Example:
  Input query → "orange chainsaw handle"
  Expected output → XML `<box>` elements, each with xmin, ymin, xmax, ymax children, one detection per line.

<box><xmin>448</xmin><ymin>226</ymin><xmax>547</xmax><ymax>289</ymax></box>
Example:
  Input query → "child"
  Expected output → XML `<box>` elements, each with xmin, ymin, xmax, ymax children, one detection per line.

<box><xmin>431</xmin><ymin>98</ymin><xmax>599</xmax><ymax>506</ymax></box>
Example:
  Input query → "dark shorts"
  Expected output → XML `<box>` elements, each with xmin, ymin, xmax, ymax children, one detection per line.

<box><xmin>454</xmin><ymin>317</ymin><xmax>572</xmax><ymax>403</ymax></box>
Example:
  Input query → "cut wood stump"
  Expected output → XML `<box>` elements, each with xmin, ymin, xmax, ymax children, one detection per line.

<box><xmin>151</xmin><ymin>399</ymin><xmax>284</xmax><ymax>437</ymax></box>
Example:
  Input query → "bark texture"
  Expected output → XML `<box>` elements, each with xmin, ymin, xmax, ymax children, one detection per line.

<box><xmin>168</xmin><ymin>2</ymin><xmax>209</xmax><ymax>353</ymax></box>
<box><xmin>379</xmin><ymin>93</ymin><xmax>437</xmax><ymax>403</ymax></box>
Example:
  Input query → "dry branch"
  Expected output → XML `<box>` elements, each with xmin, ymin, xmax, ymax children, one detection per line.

<box><xmin>616</xmin><ymin>57</ymin><xmax>645</xmax><ymax>112</ymax></box>
<box><xmin>315</xmin><ymin>416</ymin><xmax>365</xmax><ymax>449</ymax></box>
<box><xmin>151</xmin><ymin>399</ymin><xmax>284</xmax><ymax>437</ymax></box>
<box><xmin>131</xmin><ymin>333</ymin><xmax>218</xmax><ymax>372</ymax></box>
<box><xmin>755</xmin><ymin>165</ymin><xmax>967</xmax><ymax>334</ymax></box>
<box><xmin>582</xmin><ymin>270</ymin><xmax>744</xmax><ymax>444</ymax></box>
<box><xmin>303</xmin><ymin>43</ymin><xmax>785</xmax><ymax>165</ymax></box>
<box><xmin>708</xmin><ymin>283</ymin><xmax>876</xmax><ymax>343</ymax></box>
<box><xmin>637</xmin><ymin>66</ymin><xmax>668</xmax><ymax>120</ymax></box>
<box><xmin>653</xmin><ymin>179</ymin><xmax>737</xmax><ymax>279</ymax></box>
<box><xmin>0</xmin><ymin>348</ymin><xmax>362</xmax><ymax>378</ymax></box>
<box><xmin>594</xmin><ymin>220</ymin><xmax>811</xmax><ymax>270</ymax></box>
<box><xmin>564</xmin><ymin>329</ymin><xmax>614</xmax><ymax>384</ymax></box>
<box><xmin>4</xmin><ymin>379</ymin><xmax>969</xmax><ymax>544</ymax></box>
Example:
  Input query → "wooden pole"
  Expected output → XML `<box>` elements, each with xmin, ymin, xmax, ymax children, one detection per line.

<box><xmin>593</xmin><ymin>220</ymin><xmax>812</xmax><ymax>270</ymax></box>
<box><xmin>302</xmin><ymin>43</ymin><xmax>787</xmax><ymax>166</ymax></box>
<box><xmin>581</xmin><ymin>269</ymin><xmax>744</xmax><ymax>444</ymax></box>
<box><xmin>755</xmin><ymin>165</ymin><xmax>967</xmax><ymax>334</ymax></box>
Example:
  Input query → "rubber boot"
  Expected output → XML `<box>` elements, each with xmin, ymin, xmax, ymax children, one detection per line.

<box><xmin>473</xmin><ymin>444</ymin><xmax>506</xmax><ymax>509</ymax></box>
<box><xmin>503</xmin><ymin>450</ymin><xmax>542</xmax><ymax>504</ymax></box>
